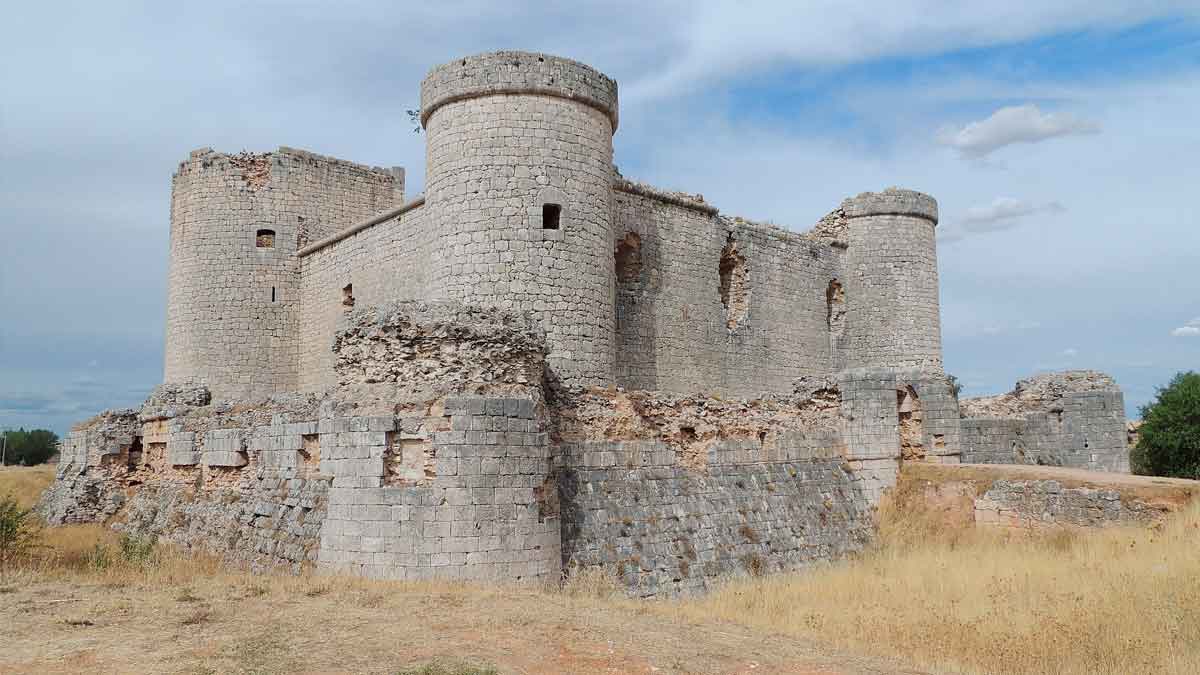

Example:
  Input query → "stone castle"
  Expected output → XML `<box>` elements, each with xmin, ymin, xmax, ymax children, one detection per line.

<box><xmin>43</xmin><ymin>51</ymin><xmax>1129</xmax><ymax>596</ymax></box>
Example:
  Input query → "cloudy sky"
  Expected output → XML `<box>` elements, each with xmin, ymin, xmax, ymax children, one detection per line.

<box><xmin>2</xmin><ymin>1</ymin><xmax>1198</xmax><ymax>435</ymax></box>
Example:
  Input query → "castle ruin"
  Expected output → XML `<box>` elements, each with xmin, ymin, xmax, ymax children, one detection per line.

<box><xmin>42</xmin><ymin>51</ymin><xmax>1129</xmax><ymax>596</ymax></box>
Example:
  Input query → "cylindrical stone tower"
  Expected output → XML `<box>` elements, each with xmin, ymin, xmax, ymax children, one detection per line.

<box><xmin>842</xmin><ymin>188</ymin><xmax>943</xmax><ymax>372</ymax></box>
<box><xmin>420</xmin><ymin>51</ymin><xmax>618</xmax><ymax>387</ymax></box>
<box><xmin>165</xmin><ymin>147</ymin><xmax>401</xmax><ymax>400</ymax></box>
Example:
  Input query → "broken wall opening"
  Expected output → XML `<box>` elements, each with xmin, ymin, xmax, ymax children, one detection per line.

<box><xmin>384</xmin><ymin>432</ymin><xmax>436</xmax><ymax>485</ymax></box>
<box><xmin>718</xmin><ymin>235</ymin><xmax>749</xmax><ymax>330</ymax></box>
<box><xmin>897</xmin><ymin>385</ymin><xmax>925</xmax><ymax>460</ymax></box>
<box><xmin>299</xmin><ymin>434</ymin><xmax>320</xmax><ymax>473</ymax></box>
<box><xmin>125</xmin><ymin>436</ymin><xmax>144</xmax><ymax>469</ymax></box>
<box><xmin>615</xmin><ymin>231</ymin><xmax>643</xmax><ymax>286</ymax></box>
<box><xmin>341</xmin><ymin>284</ymin><xmax>355</xmax><ymax>311</ymax></box>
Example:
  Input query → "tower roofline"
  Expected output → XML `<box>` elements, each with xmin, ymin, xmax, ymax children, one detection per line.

<box><xmin>419</xmin><ymin>50</ymin><xmax>619</xmax><ymax>132</ymax></box>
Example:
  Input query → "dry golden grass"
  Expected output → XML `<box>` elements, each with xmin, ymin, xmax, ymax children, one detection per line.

<box><xmin>0</xmin><ymin>464</ymin><xmax>57</xmax><ymax>508</ymax></box>
<box><xmin>669</xmin><ymin>488</ymin><xmax>1200</xmax><ymax>675</ymax></box>
<box><xmin>4</xmin><ymin>464</ymin><xmax>1199</xmax><ymax>674</ymax></box>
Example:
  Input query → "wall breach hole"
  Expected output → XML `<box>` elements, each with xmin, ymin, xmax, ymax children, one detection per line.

<box><xmin>298</xmin><ymin>434</ymin><xmax>320</xmax><ymax>472</ymax></box>
<box><xmin>897</xmin><ymin>385</ymin><xmax>925</xmax><ymax>461</ymax></box>
<box><xmin>826</xmin><ymin>279</ymin><xmax>845</xmax><ymax>332</ymax></box>
<box><xmin>615</xmin><ymin>231</ymin><xmax>643</xmax><ymax>285</ymax></box>
<box><xmin>542</xmin><ymin>203</ymin><xmax>561</xmax><ymax>230</ymax></box>
<box><xmin>384</xmin><ymin>433</ymin><xmax>436</xmax><ymax>485</ymax></box>
<box><xmin>341</xmin><ymin>283</ymin><xmax>355</xmax><ymax>311</ymax></box>
<box><xmin>255</xmin><ymin>229</ymin><xmax>275</xmax><ymax>248</ymax></box>
<box><xmin>718</xmin><ymin>235</ymin><xmax>749</xmax><ymax>330</ymax></box>
<box><xmin>125</xmin><ymin>436</ymin><xmax>145</xmax><ymax>470</ymax></box>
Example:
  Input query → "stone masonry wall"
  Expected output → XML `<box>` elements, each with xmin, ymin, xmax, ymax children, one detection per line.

<box><xmin>558</xmin><ymin>436</ymin><xmax>874</xmax><ymax>597</ymax></box>
<box><xmin>422</xmin><ymin>52</ymin><xmax>618</xmax><ymax>389</ymax></box>
<box><xmin>842</xmin><ymin>189</ymin><xmax>943</xmax><ymax>372</ymax></box>
<box><xmin>317</xmin><ymin>399</ymin><xmax>560</xmax><ymax>582</ymax></box>
<box><xmin>611</xmin><ymin>185</ymin><xmax>843</xmax><ymax>397</ymax></box>
<box><xmin>165</xmin><ymin>147</ymin><xmax>402</xmax><ymax>400</ymax></box>
<box><xmin>297</xmin><ymin>203</ymin><xmax>439</xmax><ymax>391</ymax></box>
<box><xmin>960</xmin><ymin>371</ymin><xmax>1128</xmax><ymax>472</ymax></box>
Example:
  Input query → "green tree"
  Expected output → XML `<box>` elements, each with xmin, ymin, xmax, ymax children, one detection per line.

<box><xmin>1131</xmin><ymin>371</ymin><xmax>1200</xmax><ymax>478</ymax></box>
<box><xmin>2</xmin><ymin>428</ymin><xmax>60</xmax><ymax>466</ymax></box>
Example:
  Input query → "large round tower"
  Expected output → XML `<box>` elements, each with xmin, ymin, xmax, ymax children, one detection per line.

<box><xmin>841</xmin><ymin>188</ymin><xmax>943</xmax><ymax>372</ymax></box>
<box><xmin>164</xmin><ymin>147</ymin><xmax>401</xmax><ymax>400</ymax></box>
<box><xmin>420</xmin><ymin>51</ymin><xmax>618</xmax><ymax>387</ymax></box>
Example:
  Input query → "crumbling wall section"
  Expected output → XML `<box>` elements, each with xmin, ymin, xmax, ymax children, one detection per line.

<box><xmin>330</xmin><ymin>301</ymin><xmax>547</xmax><ymax>390</ymax></box>
<box><xmin>42</xmin><ymin>393</ymin><xmax>332</xmax><ymax>572</ymax></box>
<box><xmin>553</xmin><ymin>386</ymin><xmax>876</xmax><ymax>597</ymax></box>
<box><xmin>959</xmin><ymin>371</ymin><xmax>1127</xmax><ymax>472</ymax></box>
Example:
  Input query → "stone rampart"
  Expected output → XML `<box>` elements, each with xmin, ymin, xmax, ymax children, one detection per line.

<box><xmin>959</xmin><ymin>370</ymin><xmax>1128</xmax><ymax>472</ymax></box>
<box><xmin>898</xmin><ymin>463</ymin><xmax>1199</xmax><ymax>530</ymax></box>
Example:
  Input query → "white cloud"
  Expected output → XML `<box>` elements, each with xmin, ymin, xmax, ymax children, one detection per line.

<box><xmin>937</xmin><ymin>197</ymin><xmax>1065</xmax><ymax>242</ymax></box>
<box><xmin>937</xmin><ymin>104</ymin><xmax>1100</xmax><ymax>158</ymax></box>
<box><xmin>1062</xmin><ymin>348</ymin><xmax>1079</xmax><ymax>358</ymax></box>
<box><xmin>621</xmin><ymin>2</ymin><xmax>1200</xmax><ymax>103</ymax></box>
<box><xmin>1171</xmin><ymin>318</ymin><xmax>1200</xmax><ymax>337</ymax></box>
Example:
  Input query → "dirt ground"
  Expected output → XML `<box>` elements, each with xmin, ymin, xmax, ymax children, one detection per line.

<box><xmin>0</xmin><ymin>573</ymin><xmax>919</xmax><ymax>675</ymax></box>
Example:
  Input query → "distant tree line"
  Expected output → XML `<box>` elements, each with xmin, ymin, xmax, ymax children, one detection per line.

<box><xmin>2</xmin><ymin>429</ymin><xmax>60</xmax><ymax>466</ymax></box>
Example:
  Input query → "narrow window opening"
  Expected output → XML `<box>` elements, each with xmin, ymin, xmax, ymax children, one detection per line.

<box><xmin>271</xmin><ymin>286</ymin><xmax>276</xmax><ymax>302</ymax></box>
<box><xmin>256</xmin><ymin>229</ymin><xmax>276</xmax><ymax>248</ymax></box>
<box><xmin>542</xmin><ymin>203</ymin><xmax>561</xmax><ymax>230</ymax></box>
<box><xmin>342</xmin><ymin>283</ymin><xmax>355</xmax><ymax>311</ymax></box>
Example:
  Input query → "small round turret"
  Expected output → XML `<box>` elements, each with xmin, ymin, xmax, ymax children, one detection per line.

<box><xmin>841</xmin><ymin>188</ymin><xmax>943</xmax><ymax>372</ymax></box>
<box><xmin>420</xmin><ymin>51</ymin><xmax>619</xmax><ymax>387</ymax></box>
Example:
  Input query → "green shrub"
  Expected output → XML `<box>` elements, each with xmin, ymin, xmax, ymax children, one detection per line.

<box><xmin>0</xmin><ymin>494</ymin><xmax>40</xmax><ymax>574</ymax></box>
<box><xmin>119</xmin><ymin>534</ymin><xmax>158</xmax><ymax>565</ymax></box>
<box><xmin>1133</xmin><ymin>371</ymin><xmax>1200</xmax><ymax>478</ymax></box>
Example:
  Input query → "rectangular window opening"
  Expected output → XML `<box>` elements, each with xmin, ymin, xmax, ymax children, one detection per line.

<box><xmin>256</xmin><ymin>229</ymin><xmax>276</xmax><ymax>248</ymax></box>
<box><xmin>542</xmin><ymin>203</ymin><xmax>561</xmax><ymax>230</ymax></box>
<box><xmin>271</xmin><ymin>286</ymin><xmax>276</xmax><ymax>302</ymax></box>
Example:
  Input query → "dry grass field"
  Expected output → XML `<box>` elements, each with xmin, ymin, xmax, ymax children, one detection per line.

<box><xmin>2</xmin><ymin>464</ymin><xmax>1197</xmax><ymax>674</ymax></box>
